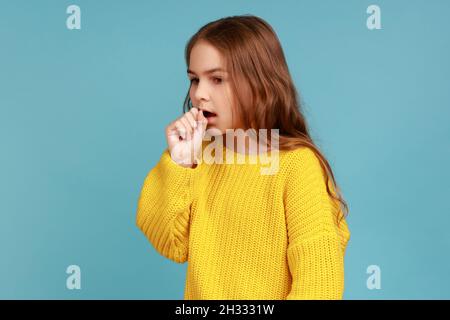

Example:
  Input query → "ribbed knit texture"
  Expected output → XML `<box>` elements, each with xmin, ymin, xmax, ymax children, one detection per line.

<box><xmin>136</xmin><ymin>143</ymin><xmax>350</xmax><ymax>300</ymax></box>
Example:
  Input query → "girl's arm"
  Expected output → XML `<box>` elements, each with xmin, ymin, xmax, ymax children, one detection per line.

<box><xmin>136</xmin><ymin>148</ymin><xmax>202</xmax><ymax>263</ymax></box>
<box><xmin>284</xmin><ymin>148</ymin><xmax>351</xmax><ymax>300</ymax></box>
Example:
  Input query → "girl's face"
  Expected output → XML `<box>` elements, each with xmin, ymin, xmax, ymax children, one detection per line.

<box><xmin>188</xmin><ymin>40</ymin><xmax>238</xmax><ymax>134</ymax></box>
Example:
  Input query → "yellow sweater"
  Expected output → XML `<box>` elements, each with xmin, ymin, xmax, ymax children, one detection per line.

<box><xmin>136</xmin><ymin>143</ymin><xmax>350</xmax><ymax>300</ymax></box>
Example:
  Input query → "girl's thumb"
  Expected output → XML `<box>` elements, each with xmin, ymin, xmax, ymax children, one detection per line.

<box><xmin>197</xmin><ymin>110</ymin><xmax>208</xmax><ymax>131</ymax></box>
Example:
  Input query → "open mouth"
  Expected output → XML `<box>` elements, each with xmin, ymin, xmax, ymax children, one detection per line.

<box><xmin>203</xmin><ymin>110</ymin><xmax>217</xmax><ymax>118</ymax></box>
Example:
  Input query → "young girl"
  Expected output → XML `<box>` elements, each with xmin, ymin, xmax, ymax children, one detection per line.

<box><xmin>136</xmin><ymin>15</ymin><xmax>350</xmax><ymax>300</ymax></box>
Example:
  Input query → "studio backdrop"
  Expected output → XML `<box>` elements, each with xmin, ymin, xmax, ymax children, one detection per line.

<box><xmin>1</xmin><ymin>0</ymin><xmax>449</xmax><ymax>299</ymax></box>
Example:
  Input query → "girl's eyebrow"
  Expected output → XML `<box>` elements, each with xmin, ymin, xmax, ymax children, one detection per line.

<box><xmin>187</xmin><ymin>67</ymin><xmax>227</xmax><ymax>75</ymax></box>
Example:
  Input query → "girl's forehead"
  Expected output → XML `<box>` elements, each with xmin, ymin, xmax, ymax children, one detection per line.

<box><xmin>190</xmin><ymin>43</ymin><xmax>225</xmax><ymax>65</ymax></box>
<box><xmin>187</xmin><ymin>66</ymin><xmax>228</xmax><ymax>76</ymax></box>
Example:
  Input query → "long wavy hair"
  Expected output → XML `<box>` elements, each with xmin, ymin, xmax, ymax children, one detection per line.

<box><xmin>182</xmin><ymin>14</ymin><xmax>349</xmax><ymax>224</ymax></box>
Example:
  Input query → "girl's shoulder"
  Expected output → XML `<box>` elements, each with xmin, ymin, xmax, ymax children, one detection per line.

<box><xmin>279</xmin><ymin>146</ymin><xmax>322</xmax><ymax>175</ymax></box>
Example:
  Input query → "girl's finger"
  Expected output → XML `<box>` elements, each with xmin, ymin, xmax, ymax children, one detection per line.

<box><xmin>179</xmin><ymin>117</ymin><xmax>192</xmax><ymax>140</ymax></box>
<box><xmin>184</xmin><ymin>110</ymin><xmax>197</xmax><ymax>129</ymax></box>
<box><xmin>175</xmin><ymin>121</ymin><xmax>187</xmax><ymax>140</ymax></box>
<box><xmin>198</xmin><ymin>109</ymin><xmax>207</xmax><ymax>123</ymax></box>
<box><xmin>166</xmin><ymin>126</ymin><xmax>181</xmax><ymax>146</ymax></box>
<box><xmin>190</xmin><ymin>106</ymin><xmax>199</xmax><ymax>118</ymax></box>
<box><xmin>189</xmin><ymin>107</ymin><xmax>199</xmax><ymax>127</ymax></box>
<box><xmin>197</xmin><ymin>110</ymin><xmax>208</xmax><ymax>133</ymax></box>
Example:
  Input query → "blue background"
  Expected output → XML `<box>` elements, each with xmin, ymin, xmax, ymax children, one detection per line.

<box><xmin>1</xmin><ymin>0</ymin><xmax>449</xmax><ymax>299</ymax></box>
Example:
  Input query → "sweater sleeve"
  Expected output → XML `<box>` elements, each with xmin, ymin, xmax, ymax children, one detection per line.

<box><xmin>284</xmin><ymin>147</ymin><xmax>351</xmax><ymax>300</ymax></box>
<box><xmin>136</xmin><ymin>148</ymin><xmax>203</xmax><ymax>264</ymax></box>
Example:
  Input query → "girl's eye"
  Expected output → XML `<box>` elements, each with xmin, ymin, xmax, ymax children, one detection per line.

<box><xmin>189</xmin><ymin>77</ymin><xmax>222</xmax><ymax>85</ymax></box>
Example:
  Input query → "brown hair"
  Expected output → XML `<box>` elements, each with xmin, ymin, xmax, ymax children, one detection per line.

<box><xmin>182</xmin><ymin>14</ymin><xmax>348</xmax><ymax>224</ymax></box>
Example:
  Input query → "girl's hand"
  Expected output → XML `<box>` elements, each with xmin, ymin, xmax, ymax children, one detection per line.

<box><xmin>165</xmin><ymin>106</ymin><xmax>208</xmax><ymax>168</ymax></box>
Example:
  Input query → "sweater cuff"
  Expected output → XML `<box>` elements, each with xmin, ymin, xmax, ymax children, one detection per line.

<box><xmin>160</xmin><ymin>148</ymin><xmax>203</xmax><ymax>197</ymax></box>
<box><xmin>286</xmin><ymin>233</ymin><xmax>345</xmax><ymax>300</ymax></box>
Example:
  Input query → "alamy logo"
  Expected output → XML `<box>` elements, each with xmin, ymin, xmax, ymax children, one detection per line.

<box><xmin>66</xmin><ymin>5</ymin><xmax>81</xmax><ymax>30</ymax></box>
<box><xmin>170</xmin><ymin>128</ymin><xmax>280</xmax><ymax>175</ymax></box>
<box><xmin>366</xmin><ymin>265</ymin><xmax>381</xmax><ymax>290</ymax></box>
<box><xmin>66</xmin><ymin>265</ymin><xmax>81</xmax><ymax>290</ymax></box>
<box><xmin>367</xmin><ymin>5</ymin><xmax>382</xmax><ymax>30</ymax></box>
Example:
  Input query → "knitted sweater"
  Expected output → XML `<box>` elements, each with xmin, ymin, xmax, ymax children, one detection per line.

<box><xmin>136</xmin><ymin>143</ymin><xmax>350</xmax><ymax>300</ymax></box>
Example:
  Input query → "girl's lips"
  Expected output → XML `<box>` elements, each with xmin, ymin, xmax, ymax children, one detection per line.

<box><xmin>201</xmin><ymin>110</ymin><xmax>217</xmax><ymax>123</ymax></box>
<box><xmin>206</xmin><ymin>114</ymin><xmax>216</xmax><ymax>124</ymax></box>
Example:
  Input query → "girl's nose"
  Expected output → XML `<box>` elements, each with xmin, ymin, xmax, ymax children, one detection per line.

<box><xmin>194</xmin><ymin>81</ymin><xmax>210</xmax><ymax>102</ymax></box>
